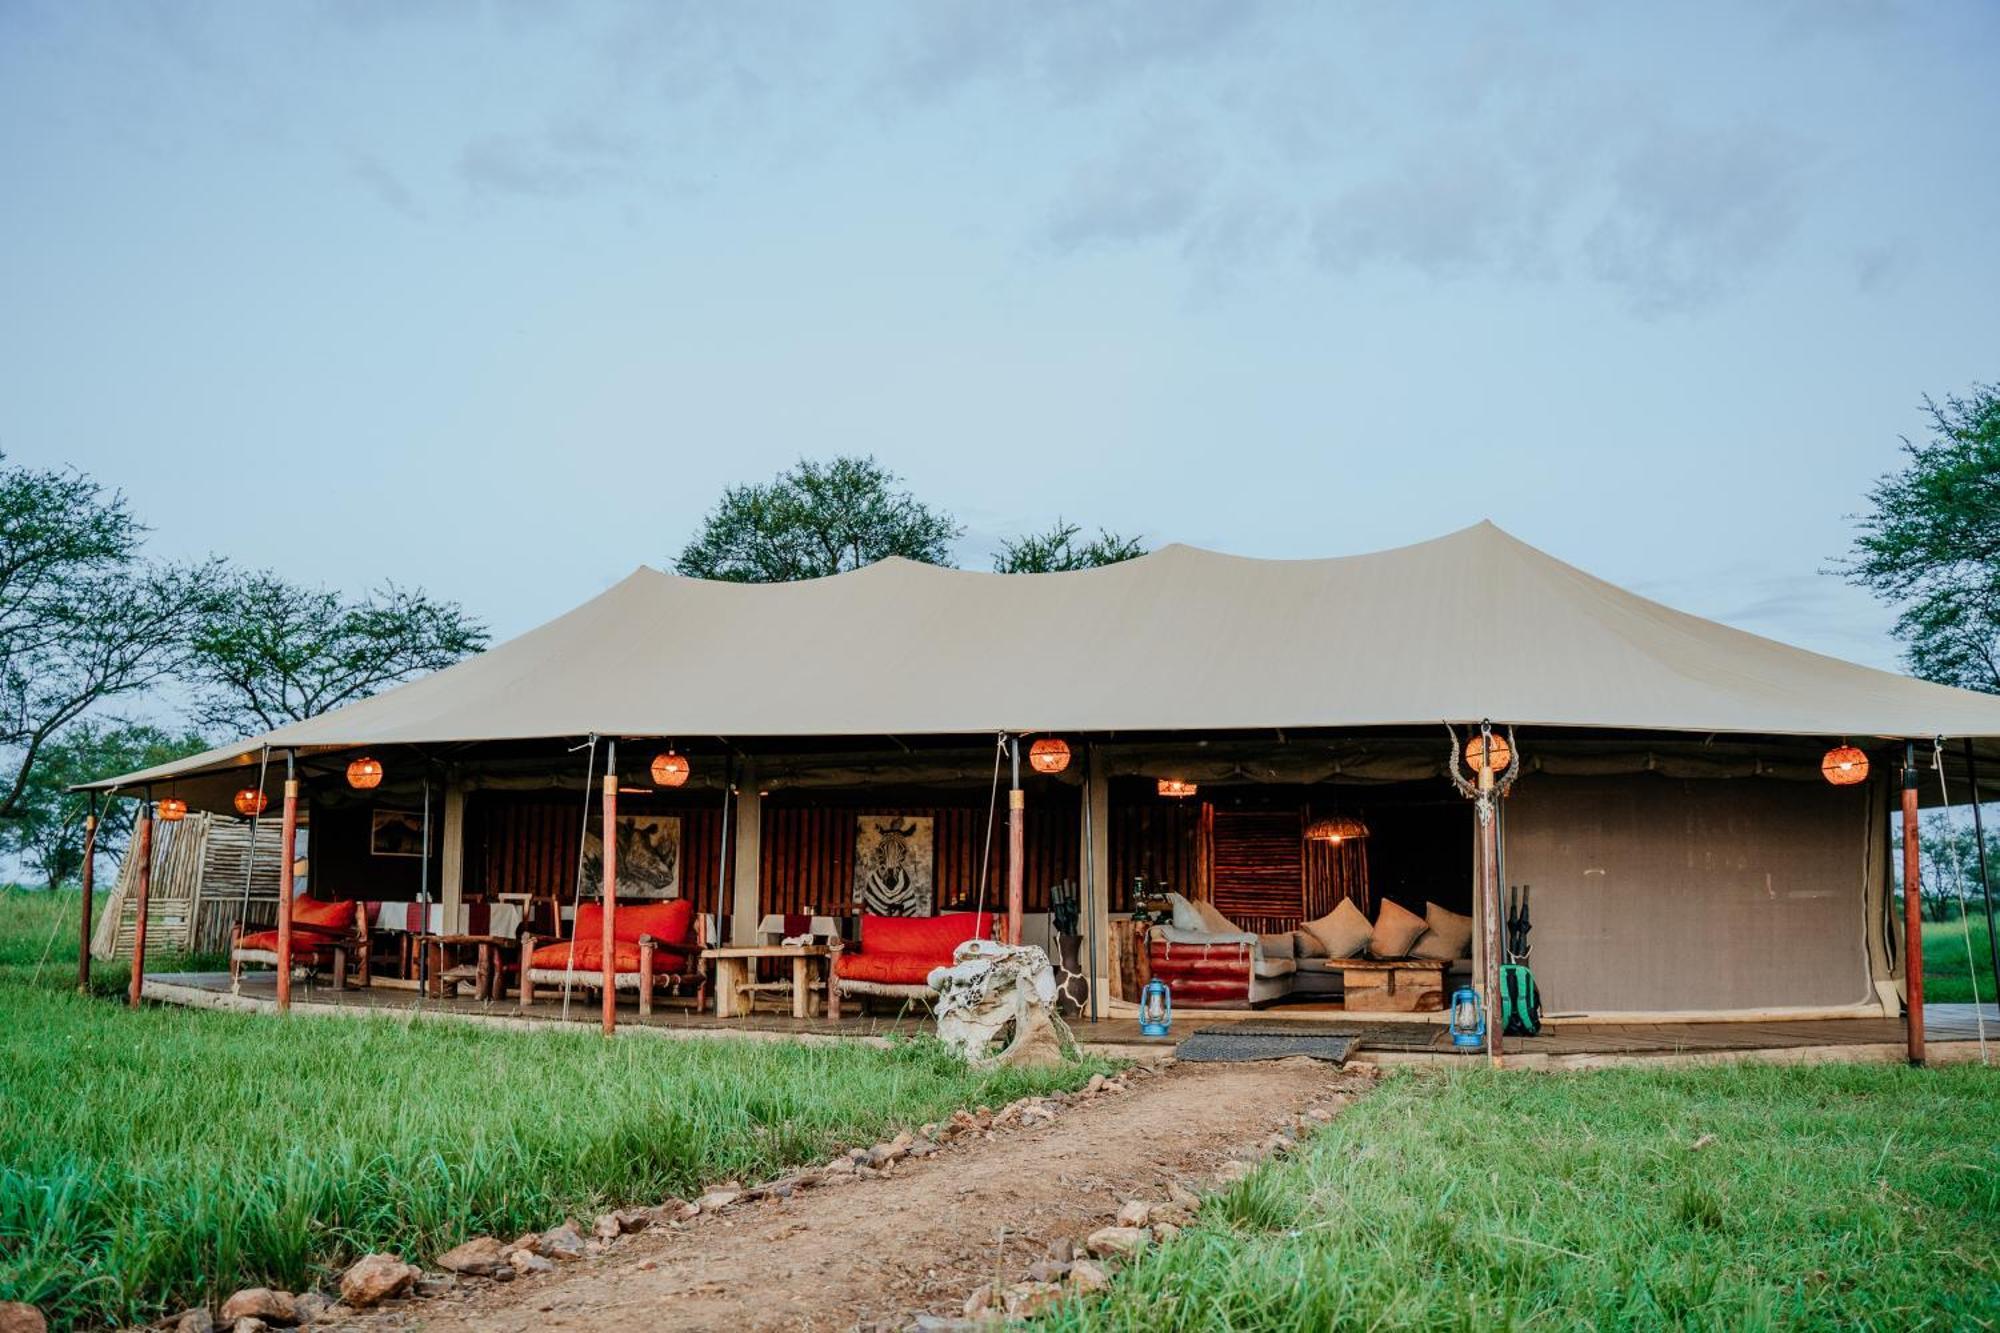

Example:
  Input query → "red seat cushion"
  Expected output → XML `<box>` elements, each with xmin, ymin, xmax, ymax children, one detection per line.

<box><xmin>528</xmin><ymin>940</ymin><xmax>696</xmax><ymax>974</ymax></box>
<box><xmin>291</xmin><ymin>897</ymin><xmax>358</xmax><ymax>934</ymax></box>
<box><xmin>834</xmin><ymin>951</ymin><xmax>944</xmax><ymax>987</ymax></box>
<box><xmin>237</xmin><ymin>927</ymin><xmax>342</xmax><ymax>957</ymax></box>
<box><xmin>573</xmin><ymin>899</ymin><xmax>696</xmax><ymax>950</ymax></box>
<box><xmin>858</xmin><ymin>912</ymin><xmax>991</xmax><ymax>960</ymax></box>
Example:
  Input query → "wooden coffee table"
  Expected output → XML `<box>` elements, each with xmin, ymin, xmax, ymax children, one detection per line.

<box><xmin>1337</xmin><ymin>958</ymin><xmax>1448</xmax><ymax>1013</ymax></box>
<box><xmin>418</xmin><ymin>933</ymin><xmax>517</xmax><ymax>1001</ymax></box>
<box><xmin>702</xmin><ymin>945</ymin><xmax>831</xmax><ymax>1019</ymax></box>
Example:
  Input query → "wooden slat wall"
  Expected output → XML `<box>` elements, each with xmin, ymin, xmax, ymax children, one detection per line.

<box><xmin>759</xmin><ymin>803</ymin><xmax>1078</xmax><ymax>917</ymax></box>
<box><xmin>1212</xmin><ymin>808</ymin><xmax>1304</xmax><ymax>935</ymax></box>
<box><xmin>1108</xmin><ymin>797</ymin><xmax>1206</xmax><ymax>909</ymax></box>
<box><xmin>465</xmin><ymin>794</ymin><xmax>730</xmax><ymax>917</ymax></box>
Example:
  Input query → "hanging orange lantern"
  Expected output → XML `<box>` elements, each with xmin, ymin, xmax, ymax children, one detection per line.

<box><xmin>156</xmin><ymin>797</ymin><xmax>187</xmax><ymax>822</ymax></box>
<box><xmin>651</xmin><ymin>751</ymin><xmax>690</xmax><ymax>788</ymax></box>
<box><xmin>1464</xmin><ymin>732</ymin><xmax>1512</xmax><ymax>775</ymax></box>
<box><xmin>346</xmin><ymin>756</ymin><xmax>384</xmax><ymax>790</ymax></box>
<box><xmin>1821</xmin><ymin>744</ymin><xmax>1869</xmax><ymax>786</ymax></box>
<box><xmin>1028</xmin><ymin>738</ymin><xmax>1071</xmax><ymax>774</ymax></box>
<box><xmin>233</xmin><ymin>788</ymin><xmax>269</xmax><ymax>818</ymax></box>
<box><xmin>1157</xmin><ymin>778</ymin><xmax>1199</xmax><ymax>798</ymax></box>
<box><xmin>1306</xmin><ymin>814</ymin><xmax>1369</xmax><ymax>843</ymax></box>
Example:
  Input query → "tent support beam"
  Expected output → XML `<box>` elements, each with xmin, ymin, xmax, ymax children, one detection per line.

<box><xmin>276</xmin><ymin>752</ymin><xmax>299</xmax><ymax>1012</ymax></box>
<box><xmin>1964</xmin><ymin>739</ymin><xmax>2000</xmax><ymax>1001</ymax></box>
<box><xmin>601</xmin><ymin>738</ymin><xmax>618</xmax><ymax>1036</ymax></box>
<box><xmin>1479</xmin><ymin>765</ymin><xmax>1503</xmax><ymax>1067</ymax></box>
<box><xmin>127</xmin><ymin>793</ymin><xmax>153</xmax><ymax>1009</ymax></box>
<box><xmin>1903</xmin><ymin>741</ymin><xmax>1924</xmax><ymax>1065</ymax></box>
<box><xmin>76</xmin><ymin>795</ymin><xmax>98</xmax><ymax>994</ymax></box>
<box><xmin>1007</xmin><ymin>736</ymin><xmax>1024</xmax><ymax>946</ymax></box>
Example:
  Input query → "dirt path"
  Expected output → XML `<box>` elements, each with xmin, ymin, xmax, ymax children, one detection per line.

<box><xmin>357</xmin><ymin>1059</ymin><xmax>1371</xmax><ymax>1332</ymax></box>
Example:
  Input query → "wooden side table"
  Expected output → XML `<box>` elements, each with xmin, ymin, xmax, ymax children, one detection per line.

<box><xmin>701</xmin><ymin>945</ymin><xmax>830</xmax><ymax>1019</ymax></box>
<box><xmin>419</xmin><ymin>933</ymin><xmax>517</xmax><ymax>1001</ymax></box>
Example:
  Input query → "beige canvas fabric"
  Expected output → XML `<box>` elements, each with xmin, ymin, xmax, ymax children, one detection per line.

<box><xmin>1504</xmin><ymin>774</ymin><xmax>1876</xmax><ymax>1013</ymax></box>
<box><xmin>84</xmin><ymin>522</ymin><xmax>2000</xmax><ymax>793</ymax></box>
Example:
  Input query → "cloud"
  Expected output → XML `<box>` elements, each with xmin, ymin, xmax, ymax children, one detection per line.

<box><xmin>457</xmin><ymin>117</ymin><xmax>637</xmax><ymax>200</ymax></box>
<box><xmin>1043</xmin><ymin>123</ymin><xmax>1215</xmax><ymax>251</ymax></box>
<box><xmin>348</xmin><ymin>151</ymin><xmax>423</xmax><ymax>219</ymax></box>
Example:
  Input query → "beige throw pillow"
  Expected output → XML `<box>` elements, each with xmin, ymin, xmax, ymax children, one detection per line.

<box><xmin>1301</xmin><ymin>899</ymin><xmax>1371</xmax><ymax>959</ymax></box>
<box><xmin>1192</xmin><ymin>896</ymin><xmax>1242</xmax><ymax>936</ymax></box>
<box><xmin>1368</xmin><ymin>898</ymin><xmax>1429</xmax><ymax>959</ymax></box>
<box><xmin>1410</xmin><ymin>901</ymin><xmax>1475</xmax><ymax>961</ymax></box>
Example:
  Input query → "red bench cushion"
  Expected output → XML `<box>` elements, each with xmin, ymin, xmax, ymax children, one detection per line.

<box><xmin>573</xmin><ymin>899</ymin><xmax>695</xmax><ymax>950</ymax></box>
<box><xmin>858</xmin><ymin>911</ymin><xmax>991</xmax><ymax>959</ymax></box>
<box><xmin>237</xmin><ymin>927</ymin><xmax>342</xmax><ymax>956</ymax></box>
<box><xmin>834</xmin><ymin>951</ymin><xmax>944</xmax><ymax>987</ymax></box>
<box><xmin>528</xmin><ymin>940</ymin><xmax>695</xmax><ymax>973</ymax></box>
<box><xmin>291</xmin><ymin>897</ymin><xmax>358</xmax><ymax>934</ymax></box>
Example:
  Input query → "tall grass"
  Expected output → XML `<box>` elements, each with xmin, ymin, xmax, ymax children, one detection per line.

<box><xmin>1048</xmin><ymin>1063</ymin><xmax>2000</xmax><ymax>1330</ymax></box>
<box><xmin>1923</xmin><ymin>909</ymin><xmax>1997</xmax><ymax>1004</ymax></box>
<box><xmin>0</xmin><ymin>888</ymin><xmax>1109</xmax><ymax>1330</ymax></box>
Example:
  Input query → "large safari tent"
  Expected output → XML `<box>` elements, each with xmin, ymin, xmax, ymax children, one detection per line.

<box><xmin>81</xmin><ymin>523</ymin><xmax>2000</xmax><ymax>1054</ymax></box>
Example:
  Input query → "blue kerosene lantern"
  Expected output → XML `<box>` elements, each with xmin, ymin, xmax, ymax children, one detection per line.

<box><xmin>1448</xmin><ymin>985</ymin><xmax>1485</xmax><ymax>1049</ymax></box>
<box><xmin>1139</xmin><ymin>978</ymin><xmax>1173</xmax><ymax>1036</ymax></box>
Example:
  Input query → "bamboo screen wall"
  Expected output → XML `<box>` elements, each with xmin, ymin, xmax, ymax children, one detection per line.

<box><xmin>757</xmin><ymin>801</ymin><xmax>1079</xmax><ymax>917</ymax></box>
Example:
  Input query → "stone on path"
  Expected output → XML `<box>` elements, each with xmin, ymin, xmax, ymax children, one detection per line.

<box><xmin>338</xmin><ymin>1254</ymin><xmax>419</xmax><ymax>1308</ymax></box>
<box><xmin>437</xmin><ymin>1236</ymin><xmax>510</xmax><ymax>1277</ymax></box>
<box><xmin>219</xmin><ymin>1289</ymin><xmax>297</xmax><ymax>1326</ymax></box>
<box><xmin>0</xmin><ymin>1303</ymin><xmax>45</xmax><ymax>1333</ymax></box>
<box><xmin>1084</xmin><ymin>1226</ymin><xmax>1151</xmax><ymax>1259</ymax></box>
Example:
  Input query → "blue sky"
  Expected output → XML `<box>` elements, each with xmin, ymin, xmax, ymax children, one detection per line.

<box><xmin>2</xmin><ymin>1</ymin><xmax>1996</xmax><ymax>667</ymax></box>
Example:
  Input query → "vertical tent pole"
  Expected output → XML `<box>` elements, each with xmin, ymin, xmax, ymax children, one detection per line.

<box><xmin>601</xmin><ymin>739</ymin><xmax>619</xmax><ymax>1036</ymax></box>
<box><xmin>127</xmin><ymin>792</ymin><xmax>154</xmax><ymax>1009</ymax></box>
<box><xmin>1903</xmin><ymin>741</ymin><xmax>1925</xmax><ymax>1065</ymax></box>
<box><xmin>276</xmin><ymin>751</ymin><xmax>299</xmax><ymax>1012</ymax></box>
<box><xmin>77</xmin><ymin>793</ymin><xmax>99</xmax><ymax>994</ymax></box>
<box><xmin>1480</xmin><ymin>762</ymin><xmax>1503</xmax><ymax>1067</ymax></box>
<box><xmin>1082</xmin><ymin>746</ymin><xmax>1099</xmax><ymax>1022</ymax></box>
<box><xmin>1963</xmin><ymin>739</ymin><xmax>2000</xmax><ymax>999</ymax></box>
<box><xmin>1007</xmin><ymin>736</ymin><xmax>1025</xmax><ymax>946</ymax></box>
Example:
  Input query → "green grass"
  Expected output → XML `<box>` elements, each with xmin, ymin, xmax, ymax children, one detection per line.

<box><xmin>1922</xmin><ymin>910</ymin><xmax>1997</xmax><ymax>1004</ymax></box>
<box><xmin>1046</xmin><ymin>1064</ymin><xmax>2000</xmax><ymax>1331</ymax></box>
<box><xmin>0</xmin><ymin>888</ymin><xmax>1111</xmax><ymax>1330</ymax></box>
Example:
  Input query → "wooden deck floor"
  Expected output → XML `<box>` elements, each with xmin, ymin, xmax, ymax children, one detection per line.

<box><xmin>145</xmin><ymin>971</ymin><xmax>1998</xmax><ymax>1067</ymax></box>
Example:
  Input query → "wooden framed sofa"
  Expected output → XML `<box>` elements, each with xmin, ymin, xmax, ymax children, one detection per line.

<box><xmin>519</xmin><ymin>899</ymin><xmax>711</xmax><ymax>1016</ymax></box>
<box><xmin>828</xmin><ymin>911</ymin><xmax>992</xmax><ymax>1014</ymax></box>
<box><xmin>230</xmin><ymin>897</ymin><xmax>371</xmax><ymax>993</ymax></box>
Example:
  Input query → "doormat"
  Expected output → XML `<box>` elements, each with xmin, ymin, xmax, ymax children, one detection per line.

<box><xmin>1175</xmin><ymin>1024</ymin><xmax>1359</xmax><ymax>1064</ymax></box>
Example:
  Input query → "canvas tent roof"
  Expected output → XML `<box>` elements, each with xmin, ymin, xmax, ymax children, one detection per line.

<box><xmin>85</xmin><ymin>521</ymin><xmax>2000</xmax><ymax>792</ymax></box>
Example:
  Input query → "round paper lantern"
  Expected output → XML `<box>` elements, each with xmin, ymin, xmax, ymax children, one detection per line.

<box><xmin>1464</xmin><ymin>732</ymin><xmax>1512</xmax><ymax>775</ymax></box>
<box><xmin>233</xmin><ymin>788</ymin><xmax>269</xmax><ymax>818</ymax></box>
<box><xmin>650</xmin><ymin>751</ymin><xmax>691</xmax><ymax>788</ymax></box>
<box><xmin>1157</xmin><ymin>778</ymin><xmax>1199</xmax><ymax>799</ymax></box>
<box><xmin>1306</xmin><ymin>814</ymin><xmax>1369</xmax><ymax>843</ymax></box>
<box><xmin>156</xmin><ymin>797</ymin><xmax>187</xmax><ymax>823</ymax></box>
<box><xmin>1821</xmin><ymin>744</ymin><xmax>1870</xmax><ymax>786</ymax></box>
<box><xmin>346</xmin><ymin>756</ymin><xmax>384</xmax><ymax>790</ymax></box>
<box><xmin>1028</xmin><ymin>737</ymin><xmax>1071</xmax><ymax>774</ymax></box>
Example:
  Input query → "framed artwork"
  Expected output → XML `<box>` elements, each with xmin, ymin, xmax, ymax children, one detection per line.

<box><xmin>370</xmin><ymin>808</ymin><xmax>429</xmax><ymax>858</ymax></box>
<box><xmin>854</xmin><ymin>814</ymin><xmax>933</xmax><ymax>916</ymax></box>
<box><xmin>582</xmin><ymin>814</ymin><xmax>683</xmax><ymax>899</ymax></box>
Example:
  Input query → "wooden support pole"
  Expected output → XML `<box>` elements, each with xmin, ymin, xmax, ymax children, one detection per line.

<box><xmin>276</xmin><ymin>754</ymin><xmax>299</xmax><ymax>1012</ymax></box>
<box><xmin>1902</xmin><ymin>741</ymin><xmax>1924</xmax><ymax>1066</ymax></box>
<box><xmin>1480</xmin><ymin>767</ymin><xmax>1503</xmax><ymax>1067</ymax></box>
<box><xmin>76</xmin><ymin>795</ymin><xmax>98</xmax><ymax>994</ymax></box>
<box><xmin>1007</xmin><ymin>736</ymin><xmax>1025</xmax><ymax>947</ymax></box>
<box><xmin>602</xmin><ymin>739</ymin><xmax>619</xmax><ymax>1036</ymax></box>
<box><xmin>127</xmin><ymin>795</ymin><xmax>153</xmax><ymax>1009</ymax></box>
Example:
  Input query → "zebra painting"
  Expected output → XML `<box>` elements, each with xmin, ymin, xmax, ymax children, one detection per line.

<box><xmin>854</xmin><ymin>815</ymin><xmax>933</xmax><ymax>916</ymax></box>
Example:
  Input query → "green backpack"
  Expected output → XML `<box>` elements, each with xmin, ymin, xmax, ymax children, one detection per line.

<box><xmin>1501</xmin><ymin>964</ymin><xmax>1542</xmax><ymax>1037</ymax></box>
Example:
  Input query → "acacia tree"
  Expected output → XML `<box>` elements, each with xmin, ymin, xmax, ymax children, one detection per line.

<box><xmin>186</xmin><ymin>573</ymin><xmax>489</xmax><ymax>734</ymax></box>
<box><xmin>993</xmin><ymin>519</ymin><xmax>1147</xmax><ymax>573</ymax></box>
<box><xmin>0</xmin><ymin>455</ymin><xmax>220</xmax><ymax>819</ymax></box>
<box><xmin>1844</xmin><ymin>384</ymin><xmax>2000</xmax><ymax>692</ymax></box>
<box><xmin>0</xmin><ymin>720</ymin><xmax>208</xmax><ymax>888</ymax></box>
<box><xmin>675</xmin><ymin>456</ymin><xmax>962</xmax><ymax>582</ymax></box>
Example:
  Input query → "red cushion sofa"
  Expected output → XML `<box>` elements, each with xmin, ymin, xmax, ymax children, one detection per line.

<box><xmin>829</xmin><ymin>911</ymin><xmax>992</xmax><ymax>1012</ymax></box>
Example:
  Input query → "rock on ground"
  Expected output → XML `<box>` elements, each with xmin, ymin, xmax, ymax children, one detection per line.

<box><xmin>339</xmin><ymin>1254</ymin><xmax>420</xmax><ymax>1308</ymax></box>
<box><xmin>219</xmin><ymin>1289</ymin><xmax>296</xmax><ymax>1326</ymax></box>
<box><xmin>437</xmin><ymin>1236</ymin><xmax>509</xmax><ymax>1277</ymax></box>
<box><xmin>0</xmin><ymin>1303</ymin><xmax>45</xmax><ymax>1333</ymax></box>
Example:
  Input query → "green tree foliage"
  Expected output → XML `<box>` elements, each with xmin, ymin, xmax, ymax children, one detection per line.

<box><xmin>675</xmin><ymin>456</ymin><xmax>962</xmax><ymax>582</ymax></box>
<box><xmin>992</xmin><ymin>519</ymin><xmax>1147</xmax><ymax>573</ymax></box>
<box><xmin>0</xmin><ymin>454</ymin><xmax>220</xmax><ymax>819</ymax></box>
<box><xmin>186</xmin><ymin>572</ymin><xmax>489</xmax><ymax>735</ymax></box>
<box><xmin>1844</xmin><ymin>384</ymin><xmax>2000</xmax><ymax>692</ymax></box>
<box><xmin>0</xmin><ymin>720</ymin><xmax>208</xmax><ymax>888</ymax></box>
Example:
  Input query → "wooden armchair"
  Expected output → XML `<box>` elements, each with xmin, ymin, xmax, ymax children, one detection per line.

<box><xmin>518</xmin><ymin>900</ymin><xmax>710</xmax><ymax>1016</ymax></box>
<box><xmin>231</xmin><ymin>897</ymin><xmax>371</xmax><ymax>993</ymax></box>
